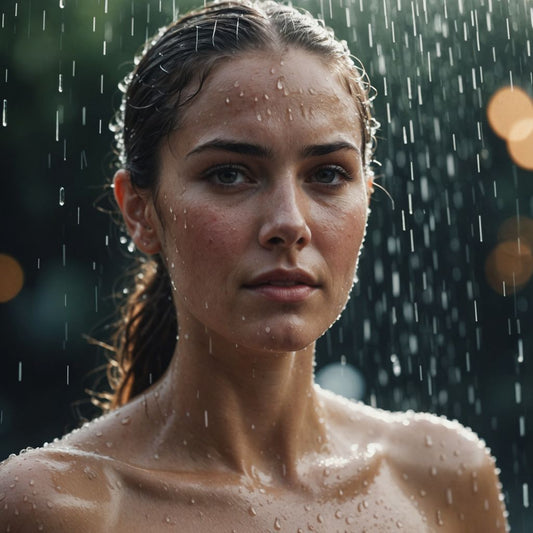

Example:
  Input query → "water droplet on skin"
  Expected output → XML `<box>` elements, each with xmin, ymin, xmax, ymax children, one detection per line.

<box><xmin>304</xmin><ymin>504</ymin><xmax>311</xmax><ymax>512</ymax></box>
<box><xmin>425</xmin><ymin>435</ymin><xmax>433</xmax><ymax>447</ymax></box>
<box><xmin>225</xmin><ymin>97</ymin><xmax>230</xmax><ymax>104</ymax></box>
<box><xmin>265</xmin><ymin>326</ymin><xmax>271</xmax><ymax>333</ymax></box>
<box><xmin>345</xmin><ymin>516</ymin><xmax>354</xmax><ymax>524</ymax></box>
<box><xmin>83</xmin><ymin>466</ymin><xmax>97</xmax><ymax>480</ymax></box>
<box><xmin>335</xmin><ymin>509</ymin><xmax>343</xmax><ymax>519</ymax></box>
<box><xmin>446</xmin><ymin>488</ymin><xmax>453</xmax><ymax>505</ymax></box>
<box><xmin>276</xmin><ymin>78</ymin><xmax>283</xmax><ymax>90</ymax></box>
<box><xmin>274</xmin><ymin>517</ymin><xmax>282</xmax><ymax>530</ymax></box>
<box><xmin>256</xmin><ymin>113</ymin><xmax>262</xmax><ymax>121</ymax></box>
<box><xmin>153</xmin><ymin>453</ymin><xmax>160</xmax><ymax>460</ymax></box>
<box><xmin>28</xmin><ymin>480</ymin><xmax>34</xmax><ymax>487</ymax></box>
<box><xmin>248</xmin><ymin>506</ymin><xmax>257</xmax><ymax>516</ymax></box>
<box><xmin>435</xmin><ymin>509</ymin><xmax>444</xmax><ymax>526</ymax></box>
<box><xmin>46</xmin><ymin>501</ymin><xmax>53</xmax><ymax>509</ymax></box>
<box><xmin>121</xmin><ymin>416</ymin><xmax>131</xmax><ymax>425</ymax></box>
<box><xmin>105</xmin><ymin>441</ymin><xmax>113</xmax><ymax>448</ymax></box>
<box><xmin>396</xmin><ymin>520</ymin><xmax>403</xmax><ymax>528</ymax></box>
<box><xmin>239</xmin><ymin>91</ymin><xmax>244</xmax><ymax>97</ymax></box>
<box><xmin>430</xmin><ymin>466</ymin><xmax>438</xmax><ymax>476</ymax></box>
<box><xmin>263</xmin><ymin>94</ymin><xmax>269</xmax><ymax>100</ymax></box>
<box><xmin>317</xmin><ymin>513</ymin><xmax>323</xmax><ymax>523</ymax></box>
<box><xmin>419</xmin><ymin>489</ymin><xmax>427</xmax><ymax>497</ymax></box>
<box><xmin>233</xmin><ymin>81</ymin><xmax>239</xmax><ymax>88</ymax></box>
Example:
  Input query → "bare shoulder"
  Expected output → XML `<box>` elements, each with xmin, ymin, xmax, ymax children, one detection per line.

<box><xmin>386</xmin><ymin>410</ymin><xmax>509</xmax><ymax>531</ymax></box>
<box><xmin>0</xmin><ymin>445</ymin><xmax>114</xmax><ymax>533</ymax></box>
<box><xmin>318</xmin><ymin>388</ymin><xmax>509</xmax><ymax>532</ymax></box>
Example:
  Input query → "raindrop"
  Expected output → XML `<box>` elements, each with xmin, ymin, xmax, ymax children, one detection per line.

<box><xmin>2</xmin><ymin>99</ymin><xmax>7</xmax><ymax>127</ymax></box>
<box><xmin>59</xmin><ymin>187</ymin><xmax>65</xmax><ymax>206</ymax></box>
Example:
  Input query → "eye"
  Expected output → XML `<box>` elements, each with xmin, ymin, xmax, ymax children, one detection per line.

<box><xmin>310</xmin><ymin>166</ymin><xmax>352</xmax><ymax>186</ymax></box>
<box><xmin>205</xmin><ymin>165</ymin><xmax>249</xmax><ymax>187</ymax></box>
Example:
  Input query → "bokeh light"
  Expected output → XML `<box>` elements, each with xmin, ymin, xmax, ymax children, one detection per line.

<box><xmin>485</xmin><ymin>240</ymin><xmax>533</xmax><ymax>296</ymax></box>
<box><xmin>0</xmin><ymin>254</ymin><xmax>24</xmax><ymax>303</ymax></box>
<box><xmin>487</xmin><ymin>87</ymin><xmax>533</xmax><ymax>139</ymax></box>
<box><xmin>507</xmin><ymin>119</ymin><xmax>533</xmax><ymax>170</ymax></box>
<box><xmin>315</xmin><ymin>361</ymin><xmax>366</xmax><ymax>400</ymax></box>
<box><xmin>487</xmin><ymin>86</ymin><xmax>533</xmax><ymax>171</ymax></box>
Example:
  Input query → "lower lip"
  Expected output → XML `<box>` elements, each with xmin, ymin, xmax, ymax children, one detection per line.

<box><xmin>245</xmin><ymin>284</ymin><xmax>317</xmax><ymax>302</ymax></box>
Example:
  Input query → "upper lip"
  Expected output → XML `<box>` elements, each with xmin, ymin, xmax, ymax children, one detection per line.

<box><xmin>244</xmin><ymin>269</ymin><xmax>319</xmax><ymax>287</ymax></box>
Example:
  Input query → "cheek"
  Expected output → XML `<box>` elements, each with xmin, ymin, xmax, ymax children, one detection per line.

<box><xmin>171</xmin><ymin>204</ymin><xmax>247</xmax><ymax>278</ymax></box>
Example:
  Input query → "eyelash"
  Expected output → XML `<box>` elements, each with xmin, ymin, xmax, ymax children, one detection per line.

<box><xmin>202</xmin><ymin>164</ymin><xmax>354</xmax><ymax>189</ymax></box>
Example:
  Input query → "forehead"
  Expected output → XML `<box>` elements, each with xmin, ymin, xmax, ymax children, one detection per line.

<box><xmin>173</xmin><ymin>48</ymin><xmax>363</xmax><ymax>151</ymax></box>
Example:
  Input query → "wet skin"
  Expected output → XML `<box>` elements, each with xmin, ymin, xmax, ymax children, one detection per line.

<box><xmin>0</xmin><ymin>49</ymin><xmax>507</xmax><ymax>532</ymax></box>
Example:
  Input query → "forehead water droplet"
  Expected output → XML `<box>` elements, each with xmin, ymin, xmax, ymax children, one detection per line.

<box><xmin>225</xmin><ymin>97</ymin><xmax>230</xmax><ymax>104</ymax></box>
<box><xmin>273</xmin><ymin>517</ymin><xmax>281</xmax><ymax>530</ymax></box>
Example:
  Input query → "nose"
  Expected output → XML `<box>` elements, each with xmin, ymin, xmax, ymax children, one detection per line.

<box><xmin>258</xmin><ymin>179</ymin><xmax>312</xmax><ymax>250</ymax></box>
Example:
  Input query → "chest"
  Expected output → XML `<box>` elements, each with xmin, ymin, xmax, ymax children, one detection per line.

<box><xmin>100</xmin><ymin>469</ymin><xmax>437</xmax><ymax>533</ymax></box>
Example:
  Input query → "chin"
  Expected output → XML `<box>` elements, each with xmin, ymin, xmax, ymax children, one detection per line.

<box><xmin>246</xmin><ymin>322</ymin><xmax>320</xmax><ymax>354</ymax></box>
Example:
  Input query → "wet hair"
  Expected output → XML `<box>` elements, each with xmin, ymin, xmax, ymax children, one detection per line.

<box><xmin>99</xmin><ymin>0</ymin><xmax>377</xmax><ymax>411</ymax></box>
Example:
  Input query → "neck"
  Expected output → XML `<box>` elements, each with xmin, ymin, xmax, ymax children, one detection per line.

<box><xmin>148</xmin><ymin>326</ymin><xmax>329</xmax><ymax>486</ymax></box>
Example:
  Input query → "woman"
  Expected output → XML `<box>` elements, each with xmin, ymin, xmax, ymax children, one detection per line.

<box><xmin>0</xmin><ymin>1</ymin><xmax>507</xmax><ymax>531</ymax></box>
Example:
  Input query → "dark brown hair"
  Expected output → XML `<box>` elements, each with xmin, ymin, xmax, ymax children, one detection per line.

<box><xmin>100</xmin><ymin>0</ymin><xmax>377</xmax><ymax>411</ymax></box>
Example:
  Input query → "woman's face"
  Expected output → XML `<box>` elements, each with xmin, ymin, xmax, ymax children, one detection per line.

<box><xmin>147</xmin><ymin>48</ymin><xmax>369</xmax><ymax>354</ymax></box>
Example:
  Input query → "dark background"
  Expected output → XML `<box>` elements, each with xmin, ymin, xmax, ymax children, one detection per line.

<box><xmin>1</xmin><ymin>0</ymin><xmax>532</xmax><ymax>530</ymax></box>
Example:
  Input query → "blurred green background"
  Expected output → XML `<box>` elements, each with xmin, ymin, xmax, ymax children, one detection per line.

<box><xmin>1</xmin><ymin>0</ymin><xmax>532</xmax><ymax>530</ymax></box>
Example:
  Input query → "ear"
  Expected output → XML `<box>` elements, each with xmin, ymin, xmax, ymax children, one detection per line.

<box><xmin>113</xmin><ymin>169</ymin><xmax>162</xmax><ymax>255</ymax></box>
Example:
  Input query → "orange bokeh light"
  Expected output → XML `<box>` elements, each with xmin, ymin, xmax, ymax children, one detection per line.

<box><xmin>487</xmin><ymin>86</ymin><xmax>533</xmax><ymax>139</ymax></box>
<box><xmin>485</xmin><ymin>240</ymin><xmax>533</xmax><ymax>295</ymax></box>
<box><xmin>487</xmin><ymin>86</ymin><xmax>533</xmax><ymax>172</ymax></box>
<box><xmin>0</xmin><ymin>254</ymin><xmax>24</xmax><ymax>303</ymax></box>
<box><xmin>507</xmin><ymin>118</ymin><xmax>533</xmax><ymax>170</ymax></box>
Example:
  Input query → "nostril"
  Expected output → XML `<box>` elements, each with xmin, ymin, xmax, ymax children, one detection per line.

<box><xmin>268</xmin><ymin>236</ymin><xmax>284</xmax><ymax>245</ymax></box>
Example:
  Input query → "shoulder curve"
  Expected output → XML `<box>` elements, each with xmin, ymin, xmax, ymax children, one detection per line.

<box><xmin>0</xmin><ymin>446</ymin><xmax>112</xmax><ymax>533</ymax></box>
<box><xmin>385</xmin><ymin>410</ymin><xmax>509</xmax><ymax>532</ymax></box>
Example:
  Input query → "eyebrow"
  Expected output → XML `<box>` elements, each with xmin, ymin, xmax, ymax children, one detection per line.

<box><xmin>186</xmin><ymin>140</ymin><xmax>272</xmax><ymax>158</ymax></box>
<box><xmin>186</xmin><ymin>139</ymin><xmax>360</xmax><ymax>159</ymax></box>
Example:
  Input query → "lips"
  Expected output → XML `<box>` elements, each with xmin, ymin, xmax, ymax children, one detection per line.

<box><xmin>245</xmin><ymin>269</ymin><xmax>319</xmax><ymax>288</ymax></box>
<box><xmin>243</xmin><ymin>269</ymin><xmax>319</xmax><ymax>302</ymax></box>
